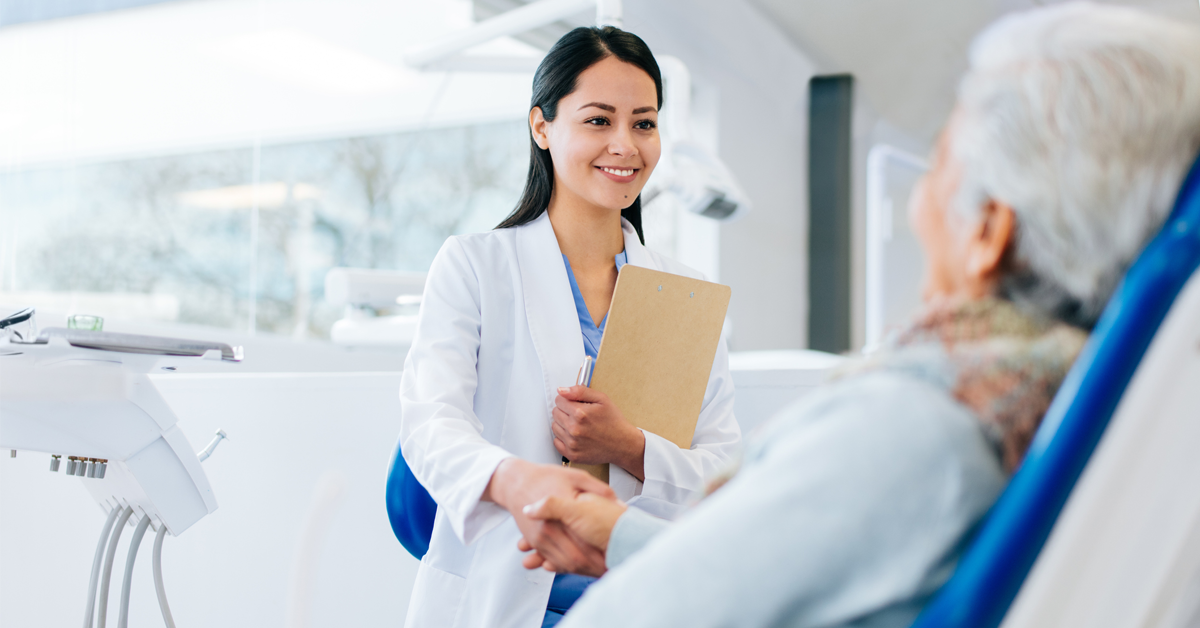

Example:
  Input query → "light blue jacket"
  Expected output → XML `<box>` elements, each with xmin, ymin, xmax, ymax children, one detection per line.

<box><xmin>558</xmin><ymin>366</ymin><xmax>1007</xmax><ymax>627</ymax></box>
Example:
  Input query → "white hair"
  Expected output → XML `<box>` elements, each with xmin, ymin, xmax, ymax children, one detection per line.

<box><xmin>952</xmin><ymin>2</ymin><xmax>1200</xmax><ymax>327</ymax></box>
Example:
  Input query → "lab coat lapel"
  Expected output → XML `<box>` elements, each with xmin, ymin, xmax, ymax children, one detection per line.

<box><xmin>516</xmin><ymin>213</ymin><xmax>585</xmax><ymax>412</ymax></box>
<box><xmin>621</xmin><ymin>218</ymin><xmax>663</xmax><ymax>271</ymax></box>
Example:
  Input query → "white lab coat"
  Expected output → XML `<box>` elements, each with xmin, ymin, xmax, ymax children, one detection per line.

<box><xmin>399</xmin><ymin>212</ymin><xmax>741</xmax><ymax>628</ymax></box>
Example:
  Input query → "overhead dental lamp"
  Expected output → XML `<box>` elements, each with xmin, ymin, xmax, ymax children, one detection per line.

<box><xmin>0</xmin><ymin>307</ymin><xmax>240</xmax><ymax>628</ymax></box>
<box><xmin>642</xmin><ymin>56</ymin><xmax>752</xmax><ymax>222</ymax></box>
<box><xmin>642</xmin><ymin>137</ymin><xmax>753</xmax><ymax>221</ymax></box>
<box><xmin>405</xmin><ymin>0</ymin><xmax>624</xmax><ymax>72</ymax></box>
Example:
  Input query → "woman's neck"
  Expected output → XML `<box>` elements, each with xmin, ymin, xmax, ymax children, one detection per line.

<box><xmin>546</xmin><ymin>188</ymin><xmax>625</xmax><ymax>271</ymax></box>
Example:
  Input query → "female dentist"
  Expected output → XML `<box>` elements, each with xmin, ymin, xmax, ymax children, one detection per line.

<box><xmin>398</xmin><ymin>26</ymin><xmax>741</xmax><ymax>628</ymax></box>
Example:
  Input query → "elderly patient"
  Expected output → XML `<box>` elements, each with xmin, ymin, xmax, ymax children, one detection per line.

<box><xmin>515</xmin><ymin>4</ymin><xmax>1200</xmax><ymax>627</ymax></box>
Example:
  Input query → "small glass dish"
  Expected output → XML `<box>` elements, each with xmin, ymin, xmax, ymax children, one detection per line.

<box><xmin>67</xmin><ymin>314</ymin><xmax>104</xmax><ymax>331</ymax></box>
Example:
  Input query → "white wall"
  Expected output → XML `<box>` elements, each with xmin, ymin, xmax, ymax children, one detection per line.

<box><xmin>625</xmin><ymin>0</ymin><xmax>818</xmax><ymax>352</ymax></box>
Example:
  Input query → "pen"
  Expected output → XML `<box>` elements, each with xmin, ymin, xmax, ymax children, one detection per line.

<box><xmin>576</xmin><ymin>355</ymin><xmax>594</xmax><ymax>388</ymax></box>
<box><xmin>562</xmin><ymin>356</ymin><xmax>594</xmax><ymax>465</ymax></box>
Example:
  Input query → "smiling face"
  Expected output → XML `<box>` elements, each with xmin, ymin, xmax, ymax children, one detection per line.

<box><xmin>530</xmin><ymin>55</ymin><xmax>661</xmax><ymax>215</ymax></box>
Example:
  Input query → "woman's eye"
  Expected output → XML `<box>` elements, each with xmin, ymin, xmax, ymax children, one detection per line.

<box><xmin>634</xmin><ymin>119</ymin><xmax>657</xmax><ymax>130</ymax></box>
<box><xmin>585</xmin><ymin>117</ymin><xmax>610</xmax><ymax>126</ymax></box>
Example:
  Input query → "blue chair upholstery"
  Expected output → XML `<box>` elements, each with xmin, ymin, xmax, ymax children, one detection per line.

<box><xmin>910</xmin><ymin>152</ymin><xmax>1200</xmax><ymax>628</ymax></box>
<box><xmin>386</xmin><ymin>439</ymin><xmax>437</xmax><ymax>559</ymax></box>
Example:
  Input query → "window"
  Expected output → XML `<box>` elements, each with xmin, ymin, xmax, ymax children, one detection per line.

<box><xmin>1</xmin><ymin>122</ymin><xmax>526</xmax><ymax>336</ymax></box>
<box><xmin>0</xmin><ymin>0</ymin><xmax>538</xmax><ymax>338</ymax></box>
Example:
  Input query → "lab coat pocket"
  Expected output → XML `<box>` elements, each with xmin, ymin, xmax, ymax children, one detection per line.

<box><xmin>406</xmin><ymin>561</ymin><xmax>467</xmax><ymax>627</ymax></box>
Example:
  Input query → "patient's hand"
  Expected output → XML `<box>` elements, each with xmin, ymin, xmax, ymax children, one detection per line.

<box><xmin>526</xmin><ymin>493</ymin><xmax>628</xmax><ymax>551</ymax></box>
<box><xmin>517</xmin><ymin>493</ymin><xmax>628</xmax><ymax>575</ymax></box>
<box><xmin>518</xmin><ymin>523</ymin><xmax>609</xmax><ymax>577</ymax></box>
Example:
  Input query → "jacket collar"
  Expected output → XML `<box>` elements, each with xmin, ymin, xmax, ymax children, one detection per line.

<box><xmin>620</xmin><ymin>217</ymin><xmax>660</xmax><ymax>271</ymax></box>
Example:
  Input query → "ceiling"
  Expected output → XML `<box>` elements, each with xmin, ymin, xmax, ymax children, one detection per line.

<box><xmin>469</xmin><ymin>0</ymin><xmax>1200</xmax><ymax>148</ymax></box>
<box><xmin>6</xmin><ymin>0</ymin><xmax>1196</xmax><ymax>164</ymax></box>
<box><xmin>0</xmin><ymin>0</ymin><xmax>542</xmax><ymax>167</ymax></box>
<box><xmin>472</xmin><ymin>0</ymin><xmax>591</xmax><ymax>48</ymax></box>
<box><xmin>748</xmin><ymin>0</ymin><xmax>1200</xmax><ymax>145</ymax></box>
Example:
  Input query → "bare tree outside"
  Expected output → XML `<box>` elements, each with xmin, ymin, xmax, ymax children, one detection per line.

<box><xmin>0</xmin><ymin>120</ymin><xmax>527</xmax><ymax>338</ymax></box>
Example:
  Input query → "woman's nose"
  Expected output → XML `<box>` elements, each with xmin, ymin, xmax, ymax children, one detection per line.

<box><xmin>608</xmin><ymin>127</ymin><xmax>638</xmax><ymax>158</ymax></box>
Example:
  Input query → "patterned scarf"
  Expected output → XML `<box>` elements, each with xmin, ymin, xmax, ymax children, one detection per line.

<box><xmin>842</xmin><ymin>297</ymin><xmax>1088</xmax><ymax>473</ymax></box>
<box><xmin>705</xmin><ymin>297</ymin><xmax>1087</xmax><ymax>495</ymax></box>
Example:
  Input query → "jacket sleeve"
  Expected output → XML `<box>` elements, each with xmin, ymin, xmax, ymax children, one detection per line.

<box><xmin>605</xmin><ymin>508</ymin><xmax>670</xmax><ymax>570</ymax></box>
<box><xmin>630</xmin><ymin>334</ymin><xmax>742</xmax><ymax>519</ymax></box>
<box><xmin>398</xmin><ymin>237</ymin><xmax>515</xmax><ymax>545</ymax></box>
<box><xmin>559</xmin><ymin>372</ymin><xmax>1007</xmax><ymax>628</ymax></box>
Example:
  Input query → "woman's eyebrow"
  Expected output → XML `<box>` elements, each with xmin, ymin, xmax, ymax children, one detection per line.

<box><xmin>576</xmin><ymin>103</ymin><xmax>658</xmax><ymax>115</ymax></box>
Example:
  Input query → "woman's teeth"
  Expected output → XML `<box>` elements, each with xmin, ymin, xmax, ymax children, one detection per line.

<box><xmin>601</xmin><ymin>167</ymin><xmax>635</xmax><ymax>177</ymax></box>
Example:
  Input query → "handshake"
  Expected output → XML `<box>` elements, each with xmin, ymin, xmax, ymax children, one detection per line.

<box><xmin>484</xmin><ymin>457</ymin><xmax>631</xmax><ymax>578</ymax></box>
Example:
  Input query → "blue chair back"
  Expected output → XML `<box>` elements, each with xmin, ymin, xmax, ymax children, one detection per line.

<box><xmin>910</xmin><ymin>152</ymin><xmax>1200</xmax><ymax>628</ymax></box>
<box><xmin>386</xmin><ymin>439</ymin><xmax>437</xmax><ymax>559</ymax></box>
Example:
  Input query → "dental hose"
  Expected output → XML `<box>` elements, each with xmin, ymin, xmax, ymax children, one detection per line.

<box><xmin>117</xmin><ymin>515</ymin><xmax>152</xmax><ymax>628</ymax></box>
<box><xmin>152</xmin><ymin>525</ymin><xmax>176</xmax><ymax>628</ymax></box>
<box><xmin>97</xmin><ymin>506</ymin><xmax>135</xmax><ymax>628</ymax></box>
<box><xmin>84</xmin><ymin>507</ymin><xmax>122</xmax><ymax>628</ymax></box>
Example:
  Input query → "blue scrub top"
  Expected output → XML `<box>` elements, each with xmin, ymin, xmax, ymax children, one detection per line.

<box><xmin>562</xmin><ymin>250</ymin><xmax>628</xmax><ymax>361</ymax></box>
<box><xmin>544</xmin><ymin>250</ymin><xmax>628</xmax><ymax>627</ymax></box>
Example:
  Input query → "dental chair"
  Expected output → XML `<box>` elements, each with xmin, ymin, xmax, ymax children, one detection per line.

<box><xmin>912</xmin><ymin>153</ymin><xmax>1200</xmax><ymax>628</ymax></box>
<box><xmin>386</xmin><ymin>156</ymin><xmax>1200</xmax><ymax>625</ymax></box>
<box><xmin>386</xmin><ymin>439</ymin><xmax>437</xmax><ymax>559</ymax></box>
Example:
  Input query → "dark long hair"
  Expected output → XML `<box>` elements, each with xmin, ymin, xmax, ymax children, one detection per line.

<box><xmin>495</xmin><ymin>26</ymin><xmax>663</xmax><ymax>244</ymax></box>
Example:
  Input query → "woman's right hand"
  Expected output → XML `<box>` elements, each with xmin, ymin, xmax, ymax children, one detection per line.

<box><xmin>516</xmin><ymin>492</ymin><xmax>628</xmax><ymax>575</ymax></box>
<box><xmin>522</xmin><ymin>492</ymin><xmax>627</xmax><ymax>552</ymax></box>
<box><xmin>482</xmin><ymin>458</ymin><xmax>614</xmax><ymax>574</ymax></box>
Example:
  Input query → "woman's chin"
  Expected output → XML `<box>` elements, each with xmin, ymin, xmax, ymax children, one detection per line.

<box><xmin>584</xmin><ymin>182</ymin><xmax>646</xmax><ymax>210</ymax></box>
<box><xmin>584</xmin><ymin>197</ymin><xmax>641</xmax><ymax>213</ymax></box>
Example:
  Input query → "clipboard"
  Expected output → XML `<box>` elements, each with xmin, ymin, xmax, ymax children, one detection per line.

<box><xmin>570</xmin><ymin>265</ymin><xmax>731</xmax><ymax>483</ymax></box>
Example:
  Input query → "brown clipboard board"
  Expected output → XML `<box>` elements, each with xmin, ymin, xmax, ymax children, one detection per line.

<box><xmin>570</xmin><ymin>265</ymin><xmax>731</xmax><ymax>483</ymax></box>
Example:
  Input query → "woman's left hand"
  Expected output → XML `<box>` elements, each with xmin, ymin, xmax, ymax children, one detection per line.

<box><xmin>552</xmin><ymin>386</ymin><xmax>646</xmax><ymax>480</ymax></box>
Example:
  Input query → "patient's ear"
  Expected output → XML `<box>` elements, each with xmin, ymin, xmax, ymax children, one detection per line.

<box><xmin>966</xmin><ymin>199</ymin><xmax>1016</xmax><ymax>287</ymax></box>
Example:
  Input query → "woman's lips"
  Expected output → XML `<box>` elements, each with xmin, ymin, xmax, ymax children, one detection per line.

<box><xmin>596</xmin><ymin>166</ymin><xmax>638</xmax><ymax>183</ymax></box>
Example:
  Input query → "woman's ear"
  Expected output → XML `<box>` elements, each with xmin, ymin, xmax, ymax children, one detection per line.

<box><xmin>530</xmin><ymin>107</ymin><xmax>550</xmax><ymax>150</ymax></box>
<box><xmin>966</xmin><ymin>199</ymin><xmax>1017</xmax><ymax>283</ymax></box>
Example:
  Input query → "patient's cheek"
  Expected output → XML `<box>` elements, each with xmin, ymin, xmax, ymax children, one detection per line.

<box><xmin>912</xmin><ymin>181</ymin><xmax>971</xmax><ymax>302</ymax></box>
